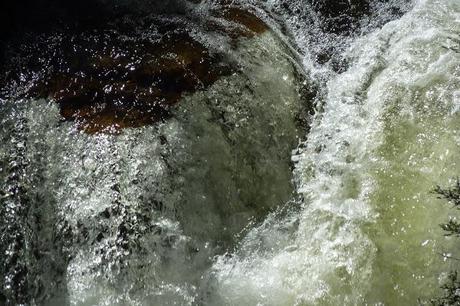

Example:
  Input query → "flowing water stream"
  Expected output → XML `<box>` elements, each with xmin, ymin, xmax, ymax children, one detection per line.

<box><xmin>1</xmin><ymin>0</ymin><xmax>460</xmax><ymax>305</ymax></box>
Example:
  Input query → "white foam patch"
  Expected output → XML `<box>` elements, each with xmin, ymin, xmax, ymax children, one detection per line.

<box><xmin>208</xmin><ymin>0</ymin><xmax>460</xmax><ymax>304</ymax></box>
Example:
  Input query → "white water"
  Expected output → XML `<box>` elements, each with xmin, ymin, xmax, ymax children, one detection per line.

<box><xmin>1</xmin><ymin>29</ymin><xmax>307</xmax><ymax>305</ymax></box>
<box><xmin>1</xmin><ymin>0</ymin><xmax>460</xmax><ymax>305</ymax></box>
<box><xmin>208</xmin><ymin>0</ymin><xmax>460</xmax><ymax>304</ymax></box>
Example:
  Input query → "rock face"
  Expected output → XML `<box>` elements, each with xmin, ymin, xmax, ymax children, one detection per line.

<box><xmin>0</xmin><ymin>1</ymin><xmax>313</xmax><ymax>305</ymax></box>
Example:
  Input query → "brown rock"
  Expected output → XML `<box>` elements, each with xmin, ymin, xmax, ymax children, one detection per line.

<box><xmin>4</xmin><ymin>4</ymin><xmax>272</xmax><ymax>134</ymax></box>
<box><xmin>208</xmin><ymin>6</ymin><xmax>269</xmax><ymax>39</ymax></box>
<box><xmin>30</xmin><ymin>31</ymin><xmax>232</xmax><ymax>133</ymax></box>
<box><xmin>221</xmin><ymin>7</ymin><xmax>269</xmax><ymax>36</ymax></box>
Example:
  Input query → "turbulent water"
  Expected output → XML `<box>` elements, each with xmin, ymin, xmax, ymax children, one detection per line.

<box><xmin>210</xmin><ymin>0</ymin><xmax>460</xmax><ymax>304</ymax></box>
<box><xmin>1</xmin><ymin>0</ymin><xmax>460</xmax><ymax>305</ymax></box>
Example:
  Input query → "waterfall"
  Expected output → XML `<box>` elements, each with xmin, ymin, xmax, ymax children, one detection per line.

<box><xmin>1</xmin><ymin>0</ymin><xmax>459</xmax><ymax>305</ymax></box>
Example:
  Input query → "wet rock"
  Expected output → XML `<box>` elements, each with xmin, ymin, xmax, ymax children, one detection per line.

<box><xmin>1</xmin><ymin>2</ymin><xmax>274</xmax><ymax>134</ymax></box>
<box><xmin>210</xmin><ymin>6</ymin><xmax>269</xmax><ymax>38</ymax></box>
<box><xmin>23</xmin><ymin>30</ymin><xmax>231</xmax><ymax>133</ymax></box>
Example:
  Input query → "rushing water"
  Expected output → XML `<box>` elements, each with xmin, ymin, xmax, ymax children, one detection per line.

<box><xmin>1</xmin><ymin>0</ymin><xmax>460</xmax><ymax>305</ymax></box>
<box><xmin>209</xmin><ymin>0</ymin><xmax>460</xmax><ymax>304</ymax></box>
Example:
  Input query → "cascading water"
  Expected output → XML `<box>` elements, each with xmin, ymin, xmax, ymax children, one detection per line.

<box><xmin>207</xmin><ymin>0</ymin><xmax>460</xmax><ymax>304</ymax></box>
<box><xmin>0</xmin><ymin>0</ymin><xmax>459</xmax><ymax>305</ymax></box>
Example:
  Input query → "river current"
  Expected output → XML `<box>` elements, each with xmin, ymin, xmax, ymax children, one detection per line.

<box><xmin>1</xmin><ymin>0</ymin><xmax>460</xmax><ymax>305</ymax></box>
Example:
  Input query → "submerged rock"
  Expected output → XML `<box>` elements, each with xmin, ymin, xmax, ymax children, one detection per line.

<box><xmin>1</xmin><ymin>2</ymin><xmax>274</xmax><ymax>134</ymax></box>
<box><xmin>28</xmin><ymin>30</ymin><xmax>232</xmax><ymax>133</ymax></box>
<box><xmin>210</xmin><ymin>6</ymin><xmax>270</xmax><ymax>38</ymax></box>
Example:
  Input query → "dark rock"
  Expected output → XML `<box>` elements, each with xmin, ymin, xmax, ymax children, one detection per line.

<box><xmin>0</xmin><ymin>2</ymin><xmax>274</xmax><ymax>133</ymax></box>
<box><xmin>6</xmin><ymin>27</ymin><xmax>233</xmax><ymax>133</ymax></box>
<box><xmin>211</xmin><ymin>6</ymin><xmax>269</xmax><ymax>38</ymax></box>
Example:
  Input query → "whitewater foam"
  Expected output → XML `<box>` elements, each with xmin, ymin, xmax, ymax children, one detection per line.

<box><xmin>208</xmin><ymin>0</ymin><xmax>460</xmax><ymax>304</ymax></box>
